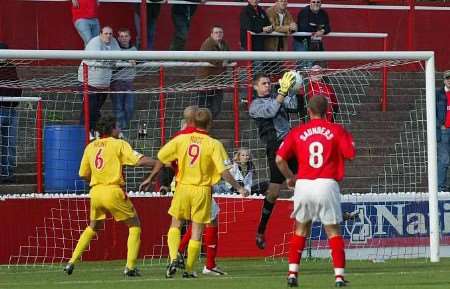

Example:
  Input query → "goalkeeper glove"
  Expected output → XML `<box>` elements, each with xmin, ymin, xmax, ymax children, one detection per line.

<box><xmin>277</xmin><ymin>71</ymin><xmax>296</xmax><ymax>97</ymax></box>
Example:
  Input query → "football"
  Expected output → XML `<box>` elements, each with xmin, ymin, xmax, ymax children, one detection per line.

<box><xmin>290</xmin><ymin>70</ymin><xmax>303</xmax><ymax>93</ymax></box>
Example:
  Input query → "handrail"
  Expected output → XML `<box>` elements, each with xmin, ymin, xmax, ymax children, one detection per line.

<box><xmin>249</xmin><ymin>31</ymin><xmax>388</xmax><ymax>39</ymax></box>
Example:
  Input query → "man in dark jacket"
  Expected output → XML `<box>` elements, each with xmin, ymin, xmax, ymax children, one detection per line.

<box><xmin>436</xmin><ymin>70</ymin><xmax>450</xmax><ymax>191</ymax></box>
<box><xmin>294</xmin><ymin>0</ymin><xmax>331</xmax><ymax>67</ymax></box>
<box><xmin>0</xmin><ymin>42</ymin><xmax>22</xmax><ymax>183</ymax></box>
<box><xmin>240</xmin><ymin>0</ymin><xmax>273</xmax><ymax>51</ymax></box>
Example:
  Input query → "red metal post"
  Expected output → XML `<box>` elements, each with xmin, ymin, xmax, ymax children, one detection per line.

<box><xmin>83</xmin><ymin>63</ymin><xmax>90</xmax><ymax>145</ymax></box>
<box><xmin>159</xmin><ymin>66</ymin><xmax>166</xmax><ymax>145</ymax></box>
<box><xmin>36</xmin><ymin>100</ymin><xmax>43</xmax><ymax>193</ymax></box>
<box><xmin>233</xmin><ymin>66</ymin><xmax>240</xmax><ymax>148</ymax></box>
<box><xmin>140</xmin><ymin>0</ymin><xmax>148</xmax><ymax>50</ymax></box>
<box><xmin>381</xmin><ymin>37</ymin><xmax>389</xmax><ymax>112</ymax></box>
<box><xmin>246</xmin><ymin>31</ymin><xmax>253</xmax><ymax>108</ymax></box>
<box><xmin>408</xmin><ymin>0</ymin><xmax>415</xmax><ymax>51</ymax></box>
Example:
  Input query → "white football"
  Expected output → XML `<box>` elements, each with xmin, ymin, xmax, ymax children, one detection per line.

<box><xmin>290</xmin><ymin>70</ymin><xmax>303</xmax><ymax>93</ymax></box>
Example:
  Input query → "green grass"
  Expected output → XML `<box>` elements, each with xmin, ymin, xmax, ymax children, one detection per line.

<box><xmin>1</xmin><ymin>258</ymin><xmax>449</xmax><ymax>289</ymax></box>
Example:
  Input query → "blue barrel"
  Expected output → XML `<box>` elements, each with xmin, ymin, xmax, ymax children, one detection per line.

<box><xmin>44</xmin><ymin>125</ymin><xmax>87</xmax><ymax>192</ymax></box>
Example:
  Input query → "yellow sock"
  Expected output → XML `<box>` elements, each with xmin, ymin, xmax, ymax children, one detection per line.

<box><xmin>167</xmin><ymin>227</ymin><xmax>181</xmax><ymax>262</ymax></box>
<box><xmin>186</xmin><ymin>239</ymin><xmax>201</xmax><ymax>273</ymax></box>
<box><xmin>126</xmin><ymin>226</ymin><xmax>141</xmax><ymax>270</ymax></box>
<box><xmin>69</xmin><ymin>226</ymin><xmax>96</xmax><ymax>264</ymax></box>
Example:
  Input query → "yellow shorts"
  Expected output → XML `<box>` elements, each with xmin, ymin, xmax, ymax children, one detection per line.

<box><xmin>89</xmin><ymin>185</ymin><xmax>137</xmax><ymax>221</ymax></box>
<box><xmin>168</xmin><ymin>184</ymin><xmax>211</xmax><ymax>224</ymax></box>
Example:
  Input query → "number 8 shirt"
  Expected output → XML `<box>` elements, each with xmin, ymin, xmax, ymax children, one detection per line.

<box><xmin>277</xmin><ymin>118</ymin><xmax>355</xmax><ymax>181</ymax></box>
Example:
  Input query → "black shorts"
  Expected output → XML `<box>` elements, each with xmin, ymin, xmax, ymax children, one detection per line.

<box><xmin>266</xmin><ymin>139</ymin><xmax>298</xmax><ymax>184</ymax></box>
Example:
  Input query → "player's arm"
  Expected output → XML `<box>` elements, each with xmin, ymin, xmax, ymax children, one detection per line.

<box><xmin>339</xmin><ymin>129</ymin><xmax>356</xmax><ymax>161</ymax></box>
<box><xmin>275</xmin><ymin>132</ymin><xmax>296</xmax><ymax>188</ymax></box>
<box><xmin>79</xmin><ymin>149</ymin><xmax>91</xmax><ymax>184</ymax></box>
<box><xmin>275</xmin><ymin>155</ymin><xmax>296</xmax><ymax>189</ymax></box>
<box><xmin>221</xmin><ymin>170</ymin><xmax>249</xmax><ymax>197</ymax></box>
<box><xmin>136</xmin><ymin>156</ymin><xmax>156</xmax><ymax>167</ymax></box>
<box><xmin>139</xmin><ymin>160</ymin><xmax>164</xmax><ymax>192</ymax></box>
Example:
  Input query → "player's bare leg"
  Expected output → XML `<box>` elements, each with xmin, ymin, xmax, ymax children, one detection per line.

<box><xmin>202</xmin><ymin>218</ymin><xmax>227</xmax><ymax>276</ymax></box>
<box><xmin>64</xmin><ymin>220</ymin><xmax>104</xmax><ymax>275</ymax></box>
<box><xmin>287</xmin><ymin>221</ymin><xmax>311</xmax><ymax>287</ymax></box>
<box><xmin>324</xmin><ymin>224</ymin><xmax>347</xmax><ymax>287</ymax></box>
<box><xmin>256</xmin><ymin>183</ymin><xmax>280</xmax><ymax>249</ymax></box>
<box><xmin>166</xmin><ymin>217</ymin><xmax>183</xmax><ymax>278</ymax></box>
<box><xmin>183</xmin><ymin>221</ymin><xmax>204</xmax><ymax>278</ymax></box>
<box><xmin>122</xmin><ymin>216</ymin><xmax>142</xmax><ymax>277</ymax></box>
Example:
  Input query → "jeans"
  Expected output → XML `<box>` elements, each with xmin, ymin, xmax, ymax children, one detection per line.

<box><xmin>0</xmin><ymin>107</ymin><xmax>17</xmax><ymax>178</ymax></box>
<box><xmin>198</xmin><ymin>89</ymin><xmax>223</xmax><ymax>119</ymax></box>
<box><xmin>110</xmin><ymin>80</ymin><xmax>135</xmax><ymax>130</ymax></box>
<box><xmin>79</xmin><ymin>85</ymin><xmax>108</xmax><ymax>132</ymax></box>
<box><xmin>74</xmin><ymin>18</ymin><xmax>100</xmax><ymax>47</ymax></box>
<box><xmin>293</xmin><ymin>39</ymin><xmax>314</xmax><ymax>69</ymax></box>
<box><xmin>438</xmin><ymin>128</ymin><xmax>450</xmax><ymax>190</ymax></box>
<box><xmin>134</xmin><ymin>5</ymin><xmax>160</xmax><ymax>50</ymax></box>
<box><xmin>169</xmin><ymin>5</ymin><xmax>196</xmax><ymax>51</ymax></box>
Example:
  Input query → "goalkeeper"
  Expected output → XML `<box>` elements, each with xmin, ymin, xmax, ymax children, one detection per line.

<box><xmin>249</xmin><ymin>71</ymin><xmax>301</xmax><ymax>249</ymax></box>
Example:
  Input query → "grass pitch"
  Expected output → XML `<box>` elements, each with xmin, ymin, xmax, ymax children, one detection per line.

<box><xmin>1</xmin><ymin>258</ymin><xmax>449</xmax><ymax>289</ymax></box>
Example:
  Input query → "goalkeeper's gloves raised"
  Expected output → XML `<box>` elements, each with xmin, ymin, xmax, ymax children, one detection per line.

<box><xmin>277</xmin><ymin>71</ymin><xmax>296</xmax><ymax>97</ymax></box>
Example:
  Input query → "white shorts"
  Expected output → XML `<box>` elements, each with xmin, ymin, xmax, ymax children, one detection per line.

<box><xmin>210</xmin><ymin>198</ymin><xmax>220</xmax><ymax>221</ymax></box>
<box><xmin>291</xmin><ymin>178</ymin><xmax>342</xmax><ymax>225</ymax></box>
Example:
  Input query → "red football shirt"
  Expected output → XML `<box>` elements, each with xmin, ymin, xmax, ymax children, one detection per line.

<box><xmin>71</xmin><ymin>0</ymin><xmax>99</xmax><ymax>23</ymax></box>
<box><xmin>306</xmin><ymin>81</ymin><xmax>338</xmax><ymax>123</ymax></box>
<box><xmin>277</xmin><ymin>119</ymin><xmax>355</xmax><ymax>181</ymax></box>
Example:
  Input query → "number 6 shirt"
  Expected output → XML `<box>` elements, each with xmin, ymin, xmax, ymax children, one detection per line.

<box><xmin>157</xmin><ymin>129</ymin><xmax>231</xmax><ymax>187</ymax></box>
<box><xmin>277</xmin><ymin>119</ymin><xmax>355</xmax><ymax>181</ymax></box>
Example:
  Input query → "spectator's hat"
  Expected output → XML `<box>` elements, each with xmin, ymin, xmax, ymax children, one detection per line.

<box><xmin>0</xmin><ymin>43</ymin><xmax>8</xmax><ymax>49</ymax></box>
<box><xmin>444</xmin><ymin>70</ymin><xmax>450</xmax><ymax>79</ymax></box>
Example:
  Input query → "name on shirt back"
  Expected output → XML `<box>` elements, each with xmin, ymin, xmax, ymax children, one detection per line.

<box><xmin>299</xmin><ymin>126</ymin><xmax>334</xmax><ymax>141</ymax></box>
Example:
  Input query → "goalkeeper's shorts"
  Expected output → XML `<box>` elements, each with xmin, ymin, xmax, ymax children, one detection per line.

<box><xmin>291</xmin><ymin>178</ymin><xmax>343</xmax><ymax>225</ymax></box>
<box><xmin>169</xmin><ymin>184</ymin><xmax>212</xmax><ymax>224</ymax></box>
<box><xmin>89</xmin><ymin>185</ymin><xmax>137</xmax><ymax>221</ymax></box>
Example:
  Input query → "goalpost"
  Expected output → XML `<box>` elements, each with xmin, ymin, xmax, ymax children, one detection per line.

<box><xmin>0</xmin><ymin>49</ymin><xmax>440</xmax><ymax>264</ymax></box>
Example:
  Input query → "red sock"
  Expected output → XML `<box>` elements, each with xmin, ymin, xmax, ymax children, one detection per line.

<box><xmin>328</xmin><ymin>236</ymin><xmax>346</xmax><ymax>271</ymax></box>
<box><xmin>178</xmin><ymin>224</ymin><xmax>192</xmax><ymax>253</ymax></box>
<box><xmin>288</xmin><ymin>234</ymin><xmax>306</xmax><ymax>275</ymax></box>
<box><xmin>204</xmin><ymin>226</ymin><xmax>218</xmax><ymax>269</ymax></box>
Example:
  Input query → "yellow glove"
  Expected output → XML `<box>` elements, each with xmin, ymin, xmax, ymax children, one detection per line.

<box><xmin>277</xmin><ymin>71</ymin><xmax>296</xmax><ymax>96</ymax></box>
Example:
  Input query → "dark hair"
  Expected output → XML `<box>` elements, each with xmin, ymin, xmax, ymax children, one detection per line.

<box><xmin>211</xmin><ymin>25</ymin><xmax>224</xmax><ymax>32</ymax></box>
<box><xmin>253</xmin><ymin>72</ymin><xmax>270</xmax><ymax>85</ymax></box>
<box><xmin>308</xmin><ymin>94</ymin><xmax>328</xmax><ymax>117</ymax></box>
<box><xmin>96</xmin><ymin>115</ymin><xmax>117</xmax><ymax>136</ymax></box>
<box><xmin>0</xmin><ymin>43</ymin><xmax>8</xmax><ymax>49</ymax></box>
<box><xmin>117</xmin><ymin>28</ymin><xmax>131</xmax><ymax>35</ymax></box>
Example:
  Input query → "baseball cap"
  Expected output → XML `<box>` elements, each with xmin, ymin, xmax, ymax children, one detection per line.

<box><xmin>444</xmin><ymin>70</ymin><xmax>450</xmax><ymax>79</ymax></box>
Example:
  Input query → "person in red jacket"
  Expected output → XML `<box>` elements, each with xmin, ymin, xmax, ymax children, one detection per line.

<box><xmin>71</xmin><ymin>0</ymin><xmax>100</xmax><ymax>47</ymax></box>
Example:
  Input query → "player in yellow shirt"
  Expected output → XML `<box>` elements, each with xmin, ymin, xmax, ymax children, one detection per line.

<box><xmin>63</xmin><ymin>115</ymin><xmax>155</xmax><ymax>277</ymax></box>
<box><xmin>140</xmin><ymin>108</ymin><xmax>249</xmax><ymax>278</ymax></box>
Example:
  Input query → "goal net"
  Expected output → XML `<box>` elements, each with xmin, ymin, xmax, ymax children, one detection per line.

<box><xmin>0</xmin><ymin>50</ymin><xmax>441</xmax><ymax>267</ymax></box>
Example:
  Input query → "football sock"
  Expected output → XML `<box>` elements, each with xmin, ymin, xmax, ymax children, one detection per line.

<box><xmin>204</xmin><ymin>226</ymin><xmax>218</xmax><ymax>269</ymax></box>
<box><xmin>186</xmin><ymin>239</ymin><xmax>202</xmax><ymax>273</ymax></box>
<box><xmin>178</xmin><ymin>224</ymin><xmax>192</xmax><ymax>254</ymax></box>
<box><xmin>167</xmin><ymin>227</ymin><xmax>181</xmax><ymax>262</ymax></box>
<box><xmin>288</xmin><ymin>234</ymin><xmax>306</xmax><ymax>275</ymax></box>
<box><xmin>329</xmin><ymin>235</ymin><xmax>346</xmax><ymax>277</ymax></box>
<box><xmin>69</xmin><ymin>226</ymin><xmax>96</xmax><ymax>264</ymax></box>
<box><xmin>126</xmin><ymin>226</ymin><xmax>141</xmax><ymax>270</ymax></box>
<box><xmin>257</xmin><ymin>198</ymin><xmax>275</xmax><ymax>235</ymax></box>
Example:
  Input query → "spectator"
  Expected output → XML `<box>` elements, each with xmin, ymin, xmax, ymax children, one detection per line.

<box><xmin>249</xmin><ymin>71</ymin><xmax>299</xmax><ymax>249</ymax></box>
<box><xmin>213</xmin><ymin>147</ymin><xmax>268</xmax><ymax>195</ymax></box>
<box><xmin>77</xmin><ymin>26</ymin><xmax>121</xmax><ymax>138</ymax></box>
<box><xmin>111</xmin><ymin>28</ymin><xmax>137</xmax><ymax>135</ymax></box>
<box><xmin>71</xmin><ymin>0</ymin><xmax>100</xmax><ymax>47</ymax></box>
<box><xmin>0</xmin><ymin>43</ymin><xmax>22</xmax><ymax>184</ymax></box>
<box><xmin>264</xmin><ymin>0</ymin><xmax>297</xmax><ymax>52</ymax></box>
<box><xmin>305</xmin><ymin>65</ymin><xmax>338</xmax><ymax>122</ymax></box>
<box><xmin>134</xmin><ymin>1</ymin><xmax>162</xmax><ymax>50</ymax></box>
<box><xmin>198</xmin><ymin>25</ymin><xmax>232</xmax><ymax>119</ymax></box>
<box><xmin>240</xmin><ymin>0</ymin><xmax>273</xmax><ymax>51</ymax></box>
<box><xmin>294</xmin><ymin>0</ymin><xmax>331</xmax><ymax>68</ymax></box>
<box><xmin>170</xmin><ymin>0</ymin><xmax>203</xmax><ymax>51</ymax></box>
<box><xmin>437</xmin><ymin>70</ymin><xmax>450</xmax><ymax>191</ymax></box>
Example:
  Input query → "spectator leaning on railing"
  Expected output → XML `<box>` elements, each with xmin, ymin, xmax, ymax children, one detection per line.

<box><xmin>240</xmin><ymin>0</ymin><xmax>273</xmax><ymax>51</ymax></box>
<box><xmin>0</xmin><ymin>43</ymin><xmax>22</xmax><ymax>184</ymax></box>
<box><xmin>71</xmin><ymin>0</ymin><xmax>100</xmax><ymax>47</ymax></box>
<box><xmin>294</xmin><ymin>0</ymin><xmax>331</xmax><ymax>67</ymax></box>
<box><xmin>264</xmin><ymin>0</ymin><xmax>297</xmax><ymax>52</ymax></box>
<box><xmin>77</xmin><ymin>26</ymin><xmax>121</xmax><ymax>139</ymax></box>
<box><xmin>198</xmin><ymin>25</ymin><xmax>232</xmax><ymax>119</ymax></box>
